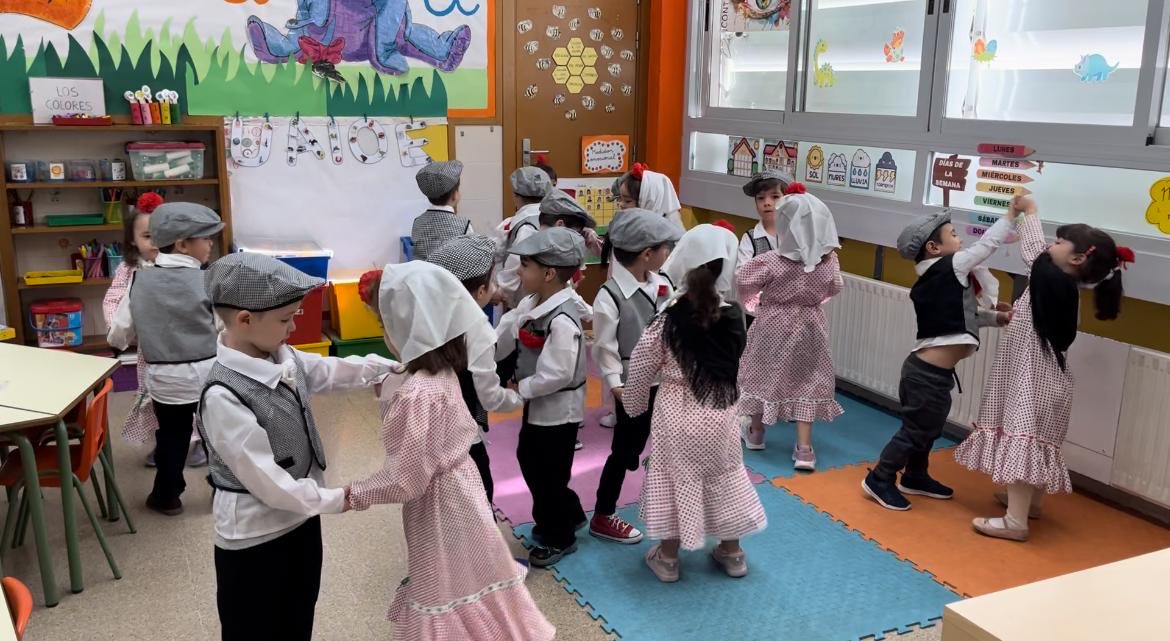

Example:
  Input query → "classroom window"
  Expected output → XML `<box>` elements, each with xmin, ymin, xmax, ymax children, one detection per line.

<box><xmin>943</xmin><ymin>0</ymin><xmax>1149</xmax><ymax>126</ymax></box>
<box><xmin>1162</xmin><ymin>66</ymin><xmax>1170</xmax><ymax>127</ymax></box>
<box><xmin>924</xmin><ymin>152</ymin><xmax>1170</xmax><ymax>240</ymax></box>
<box><xmin>709</xmin><ymin>1</ymin><xmax>791</xmax><ymax>112</ymax></box>
<box><xmin>800</xmin><ymin>0</ymin><xmax>930</xmax><ymax>117</ymax></box>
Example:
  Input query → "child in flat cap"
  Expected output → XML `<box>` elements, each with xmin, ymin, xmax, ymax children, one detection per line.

<box><xmin>427</xmin><ymin>234</ymin><xmax>523</xmax><ymax>504</ymax></box>
<box><xmin>410</xmin><ymin>160</ymin><xmax>473</xmax><ymax>261</ymax></box>
<box><xmin>497</xmin><ymin>167</ymin><xmax>555</xmax><ymax>308</ymax></box>
<box><xmin>107</xmin><ymin>201</ymin><xmax>224</xmax><ymax>516</ymax></box>
<box><xmin>736</xmin><ymin>192</ymin><xmax>843</xmax><ymax>471</ymax></box>
<box><xmin>200</xmin><ymin>253</ymin><xmax>400</xmax><ymax>641</ymax></box>
<box><xmin>495</xmin><ymin>227</ymin><xmax>591</xmax><ymax>567</ymax></box>
<box><xmin>589</xmin><ymin>209</ymin><xmax>680</xmax><ymax>545</ymax></box>
<box><xmin>738</xmin><ymin>170</ymin><xmax>797</xmax><ymax>327</ymax></box>
<box><xmin>864</xmin><ymin>207</ymin><xmax>1014</xmax><ymax>512</ymax></box>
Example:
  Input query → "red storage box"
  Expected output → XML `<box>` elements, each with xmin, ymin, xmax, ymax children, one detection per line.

<box><xmin>287</xmin><ymin>287</ymin><xmax>324</xmax><ymax>346</ymax></box>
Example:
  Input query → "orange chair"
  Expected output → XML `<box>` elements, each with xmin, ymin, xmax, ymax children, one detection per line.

<box><xmin>2</xmin><ymin>576</ymin><xmax>32</xmax><ymax>640</ymax></box>
<box><xmin>0</xmin><ymin>380</ymin><xmax>122</xmax><ymax>580</ymax></box>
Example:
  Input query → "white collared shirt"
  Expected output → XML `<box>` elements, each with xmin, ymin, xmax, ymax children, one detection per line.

<box><xmin>201</xmin><ymin>336</ymin><xmax>398</xmax><ymax>549</ymax></box>
<box><xmin>592</xmin><ymin>262</ymin><xmax>671</xmax><ymax>389</ymax></box>
<box><xmin>466</xmin><ymin>320</ymin><xmax>523</xmax><ymax>444</ymax></box>
<box><xmin>495</xmin><ymin>203</ymin><xmax>542</xmax><ymax>305</ymax></box>
<box><xmin>913</xmin><ymin>217</ymin><xmax>1011</xmax><ymax>352</ymax></box>
<box><xmin>107</xmin><ymin>252</ymin><xmax>215</xmax><ymax>404</ymax></box>
<box><xmin>496</xmin><ymin>286</ymin><xmax>591</xmax><ymax>426</ymax></box>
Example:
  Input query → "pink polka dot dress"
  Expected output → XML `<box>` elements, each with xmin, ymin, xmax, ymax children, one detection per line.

<box><xmin>625</xmin><ymin>315</ymin><xmax>768</xmax><ymax>551</ymax></box>
<box><xmin>349</xmin><ymin>372</ymin><xmax>554</xmax><ymax>641</ymax></box>
<box><xmin>736</xmin><ymin>251</ymin><xmax>844</xmax><ymax>424</ymax></box>
<box><xmin>102</xmin><ymin>262</ymin><xmax>157</xmax><ymax>445</ymax></box>
<box><xmin>955</xmin><ymin>215</ymin><xmax>1074</xmax><ymax>494</ymax></box>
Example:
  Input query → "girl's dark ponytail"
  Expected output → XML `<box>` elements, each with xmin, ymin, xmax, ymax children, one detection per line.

<box><xmin>684</xmin><ymin>259</ymin><xmax>723</xmax><ymax>329</ymax></box>
<box><xmin>1056</xmin><ymin>224</ymin><xmax>1131</xmax><ymax>321</ymax></box>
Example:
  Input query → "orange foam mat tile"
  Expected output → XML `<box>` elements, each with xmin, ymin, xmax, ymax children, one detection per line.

<box><xmin>773</xmin><ymin>450</ymin><xmax>1170</xmax><ymax>597</ymax></box>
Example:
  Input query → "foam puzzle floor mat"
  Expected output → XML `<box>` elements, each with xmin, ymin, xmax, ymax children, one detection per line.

<box><xmin>742</xmin><ymin>393</ymin><xmax>956</xmax><ymax>482</ymax></box>
<box><xmin>774</xmin><ymin>451</ymin><xmax>1170</xmax><ymax>597</ymax></box>
<box><xmin>514</xmin><ymin>483</ymin><xmax>958</xmax><ymax>641</ymax></box>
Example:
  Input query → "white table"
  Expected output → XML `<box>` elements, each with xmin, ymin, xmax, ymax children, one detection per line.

<box><xmin>943</xmin><ymin>548</ymin><xmax>1170</xmax><ymax>641</ymax></box>
<box><xmin>0</xmin><ymin>343</ymin><xmax>118</xmax><ymax>607</ymax></box>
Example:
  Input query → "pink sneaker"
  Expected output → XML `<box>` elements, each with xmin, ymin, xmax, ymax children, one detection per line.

<box><xmin>793</xmin><ymin>445</ymin><xmax>816</xmax><ymax>471</ymax></box>
<box><xmin>741</xmin><ymin>423</ymin><xmax>766</xmax><ymax>451</ymax></box>
<box><xmin>644</xmin><ymin>544</ymin><xmax>679</xmax><ymax>583</ymax></box>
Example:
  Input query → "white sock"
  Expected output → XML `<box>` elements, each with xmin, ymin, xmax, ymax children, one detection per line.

<box><xmin>1004</xmin><ymin>482</ymin><xmax>1034</xmax><ymax>530</ymax></box>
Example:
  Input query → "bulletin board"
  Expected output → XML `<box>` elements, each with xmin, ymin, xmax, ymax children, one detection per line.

<box><xmin>227</xmin><ymin>116</ymin><xmax>449</xmax><ymax>270</ymax></box>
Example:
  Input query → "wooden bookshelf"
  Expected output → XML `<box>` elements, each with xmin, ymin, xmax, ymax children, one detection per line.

<box><xmin>0</xmin><ymin>118</ymin><xmax>233</xmax><ymax>346</ymax></box>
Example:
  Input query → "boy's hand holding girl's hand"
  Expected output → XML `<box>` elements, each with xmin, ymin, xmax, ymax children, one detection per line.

<box><xmin>994</xmin><ymin>302</ymin><xmax>1014</xmax><ymax>327</ymax></box>
<box><xmin>611</xmin><ymin>386</ymin><xmax>624</xmax><ymax>401</ymax></box>
<box><xmin>1008</xmin><ymin>195</ymin><xmax>1037</xmax><ymax>220</ymax></box>
<box><xmin>343</xmin><ymin>485</ymin><xmax>352</xmax><ymax>512</ymax></box>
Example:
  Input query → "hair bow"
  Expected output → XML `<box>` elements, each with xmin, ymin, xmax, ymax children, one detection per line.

<box><xmin>630</xmin><ymin>162</ymin><xmax>648</xmax><ymax>180</ymax></box>
<box><xmin>296</xmin><ymin>36</ymin><xmax>345</xmax><ymax>65</ymax></box>
<box><xmin>1116</xmin><ymin>246</ymin><xmax>1136</xmax><ymax>269</ymax></box>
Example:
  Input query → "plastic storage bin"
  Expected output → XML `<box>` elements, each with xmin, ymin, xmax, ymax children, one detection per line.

<box><xmin>126</xmin><ymin>141</ymin><xmax>206</xmax><ymax>180</ymax></box>
<box><xmin>329</xmin><ymin>270</ymin><xmax>383</xmax><ymax>340</ymax></box>
<box><xmin>5</xmin><ymin>160</ymin><xmax>35</xmax><ymax>182</ymax></box>
<box><xmin>234</xmin><ymin>238</ymin><xmax>334</xmax><ymax>280</ymax></box>
<box><xmin>326</xmin><ymin>329</ymin><xmax>393</xmax><ymax>360</ymax></box>
<box><xmin>66</xmin><ymin>159</ymin><xmax>98</xmax><ymax>181</ymax></box>
<box><xmin>287</xmin><ymin>287</ymin><xmax>324</xmax><ymax>345</ymax></box>
<box><xmin>293</xmin><ymin>338</ymin><xmax>332</xmax><ymax>357</ymax></box>
<box><xmin>29</xmin><ymin>298</ymin><xmax>84</xmax><ymax>348</ymax></box>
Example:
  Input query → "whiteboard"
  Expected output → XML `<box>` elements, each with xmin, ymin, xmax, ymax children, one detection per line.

<box><xmin>227</xmin><ymin>116</ymin><xmax>449</xmax><ymax>272</ymax></box>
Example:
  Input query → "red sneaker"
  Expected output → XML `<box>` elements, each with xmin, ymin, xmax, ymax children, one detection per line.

<box><xmin>589</xmin><ymin>513</ymin><xmax>644</xmax><ymax>544</ymax></box>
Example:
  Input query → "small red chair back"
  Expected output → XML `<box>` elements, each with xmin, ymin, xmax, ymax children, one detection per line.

<box><xmin>74</xmin><ymin>379</ymin><xmax>113</xmax><ymax>482</ymax></box>
<box><xmin>2</xmin><ymin>576</ymin><xmax>32</xmax><ymax>639</ymax></box>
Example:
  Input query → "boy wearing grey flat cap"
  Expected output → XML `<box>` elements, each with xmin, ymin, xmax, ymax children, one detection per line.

<box><xmin>497</xmin><ymin>167</ymin><xmax>555</xmax><ymax>307</ymax></box>
<box><xmin>590</xmin><ymin>209</ymin><xmax>681</xmax><ymax>545</ymax></box>
<box><xmin>864</xmin><ymin>209</ymin><xmax>1015</xmax><ymax>512</ymax></box>
<box><xmin>428</xmin><ymin>234</ymin><xmax>522</xmax><ymax>504</ymax></box>
<box><xmin>107</xmin><ymin>201</ymin><xmax>224</xmax><ymax>517</ymax></box>
<box><xmin>410</xmin><ymin>160</ymin><xmax>473</xmax><ymax>261</ymax></box>
<box><xmin>200</xmin><ymin>253</ymin><xmax>400</xmax><ymax>641</ymax></box>
<box><xmin>495</xmin><ymin>227</ymin><xmax>591</xmax><ymax>568</ymax></box>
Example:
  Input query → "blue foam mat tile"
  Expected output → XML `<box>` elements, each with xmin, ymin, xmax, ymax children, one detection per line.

<box><xmin>744</xmin><ymin>392</ymin><xmax>957</xmax><ymax>481</ymax></box>
<box><xmin>515</xmin><ymin>484</ymin><xmax>957</xmax><ymax>641</ymax></box>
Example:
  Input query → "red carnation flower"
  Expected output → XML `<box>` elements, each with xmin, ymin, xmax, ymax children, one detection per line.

<box><xmin>783</xmin><ymin>182</ymin><xmax>807</xmax><ymax>195</ymax></box>
<box><xmin>136</xmin><ymin>192</ymin><xmax>164</xmax><ymax>214</ymax></box>
<box><xmin>711</xmin><ymin>219</ymin><xmax>737</xmax><ymax>234</ymax></box>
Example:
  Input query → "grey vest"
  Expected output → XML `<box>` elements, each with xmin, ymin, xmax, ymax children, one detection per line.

<box><xmin>750</xmin><ymin>232</ymin><xmax>771</xmax><ymax>257</ymax></box>
<box><xmin>600</xmin><ymin>280</ymin><xmax>658</xmax><ymax>383</ymax></box>
<box><xmin>516</xmin><ymin>298</ymin><xmax>586</xmax><ymax>392</ymax></box>
<box><xmin>911</xmin><ymin>254</ymin><xmax>981</xmax><ymax>342</ymax></box>
<box><xmin>198</xmin><ymin>356</ymin><xmax>327</xmax><ymax>493</ymax></box>
<box><xmin>411</xmin><ymin>209</ymin><xmax>471</xmax><ymax>260</ymax></box>
<box><xmin>129</xmin><ymin>266</ymin><xmax>218</xmax><ymax>364</ymax></box>
<box><xmin>507</xmin><ymin>217</ymin><xmax>539</xmax><ymax>249</ymax></box>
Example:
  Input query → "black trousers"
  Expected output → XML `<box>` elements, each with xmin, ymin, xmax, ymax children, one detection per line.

<box><xmin>469</xmin><ymin>441</ymin><xmax>494</xmax><ymax>505</ymax></box>
<box><xmin>517</xmin><ymin>417</ymin><xmax>584</xmax><ymax>549</ymax></box>
<box><xmin>151</xmin><ymin>401</ymin><xmax>196</xmax><ymax>503</ymax></box>
<box><xmin>595</xmin><ymin>388</ymin><xmax>657</xmax><ymax>516</ymax></box>
<box><xmin>874</xmin><ymin>354</ymin><xmax>955</xmax><ymax>482</ymax></box>
<box><xmin>215</xmin><ymin>516</ymin><xmax>323</xmax><ymax>641</ymax></box>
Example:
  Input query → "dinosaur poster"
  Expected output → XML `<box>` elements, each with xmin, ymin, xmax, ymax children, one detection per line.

<box><xmin>0</xmin><ymin>0</ymin><xmax>494</xmax><ymax>117</ymax></box>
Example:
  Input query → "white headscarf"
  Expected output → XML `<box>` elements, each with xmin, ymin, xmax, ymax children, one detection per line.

<box><xmin>377</xmin><ymin>261</ymin><xmax>488</xmax><ymax>363</ymax></box>
<box><xmin>777</xmin><ymin>193</ymin><xmax>841</xmax><ymax>273</ymax></box>
<box><xmin>661</xmin><ymin>224</ymin><xmax>739</xmax><ymax>300</ymax></box>
<box><xmin>637</xmin><ymin>170</ymin><xmax>685</xmax><ymax>233</ymax></box>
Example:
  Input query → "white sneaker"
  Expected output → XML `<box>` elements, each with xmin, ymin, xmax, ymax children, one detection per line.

<box><xmin>574</xmin><ymin>440</ymin><xmax>584</xmax><ymax>451</ymax></box>
<box><xmin>741</xmin><ymin>424</ymin><xmax>766</xmax><ymax>451</ymax></box>
<box><xmin>600</xmin><ymin>412</ymin><xmax>617</xmax><ymax>428</ymax></box>
<box><xmin>186</xmin><ymin>442</ymin><xmax>208</xmax><ymax>467</ymax></box>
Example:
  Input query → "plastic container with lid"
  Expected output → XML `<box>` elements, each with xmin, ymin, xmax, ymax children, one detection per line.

<box><xmin>29</xmin><ymin>298</ymin><xmax>84</xmax><ymax>348</ymax></box>
<box><xmin>234</xmin><ymin>237</ymin><xmax>334</xmax><ymax>280</ymax></box>
<box><xmin>126</xmin><ymin>141</ymin><xmax>206</xmax><ymax>180</ymax></box>
<box><xmin>329</xmin><ymin>268</ymin><xmax>384</xmax><ymax>340</ymax></box>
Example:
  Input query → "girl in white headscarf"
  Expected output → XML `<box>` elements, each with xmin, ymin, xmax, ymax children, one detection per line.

<box><xmin>346</xmin><ymin>262</ymin><xmax>554</xmax><ymax>641</ymax></box>
<box><xmin>623</xmin><ymin>224</ymin><xmax>767</xmax><ymax>582</ymax></box>
<box><xmin>615</xmin><ymin>163</ymin><xmax>686</xmax><ymax>233</ymax></box>
<box><xmin>736</xmin><ymin>191</ymin><xmax>844</xmax><ymax>471</ymax></box>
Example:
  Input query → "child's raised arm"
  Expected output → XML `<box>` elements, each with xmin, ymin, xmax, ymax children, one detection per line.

<box><xmin>1010</xmin><ymin>196</ymin><xmax>1048</xmax><ymax>267</ymax></box>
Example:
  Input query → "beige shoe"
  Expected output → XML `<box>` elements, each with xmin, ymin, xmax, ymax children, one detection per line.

<box><xmin>644</xmin><ymin>544</ymin><xmax>680</xmax><ymax>583</ymax></box>
<box><xmin>972</xmin><ymin>517</ymin><xmax>1029</xmax><ymax>542</ymax></box>
<box><xmin>711</xmin><ymin>546</ymin><xmax>748</xmax><ymax>578</ymax></box>
<box><xmin>994</xmin><ymin>491</ymin><xmax>1042</xmax><ymax>519</ymax></box>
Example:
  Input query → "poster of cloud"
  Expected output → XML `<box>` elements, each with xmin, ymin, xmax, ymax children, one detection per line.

<box><xmin>0</xmin><ymin>0</ymin><xmax>494</xmax><ymax>118</ymax></box>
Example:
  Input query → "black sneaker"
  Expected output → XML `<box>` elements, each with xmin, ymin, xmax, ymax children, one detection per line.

<box><xmin>146</xmin><ymin>494</ymin><xmax>183</xmax><ymax>516</ymax></box>
<box><xmin>529</xmin><ymin>542</ymin><xmax>578</xmax><ymax>567</ymax></box>
<box><xmin>862</xmin><ymin>471</ymin><xmax>911</xmax><ymax>511</ymax></box>
<box><xmin>898</xmin><ymin>473</ymin><xmax>954</xmax><ymax>500</ymax></box>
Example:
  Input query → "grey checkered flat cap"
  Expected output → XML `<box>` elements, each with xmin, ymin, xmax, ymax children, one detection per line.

<box><xmin>540</xmin><ymin>189</ymin><xmax>596</xmax><ymax>228</ymax></box>
<box><xmin>149</xmin><ymin>202</ymin><xmax>224</xmax><ymax>248</ymax></box>
<box><xmin>897</xmin><ymin>211</ymin><xmax>952</xmax><ymax>260</ymax></box>
<box><xmin>608</xmin><ymin>208</ymin><xmax>682</xmax><ymax>251</ymax></box>
<box><xmin>742</xmin><ymin>170</ymin><xmax>795</xmax><ymax>196</ymax></box>
<box><xmin>428</xmin><ymin>234</ymin><xmax>498</xmax><ymax>281</ymax></box>
<box><xmin>509</xmin><ymin>227</ymin><xmax>585</xmax><ymax>267</ymax></box>
<box><xmin>416</xmin><ymin>160</ymin><xmax>464</xmax><ymax>200</ymax></box>
<box><xmin>511</xmin><ymin>166</ymin><xmax>552</xmax><ymax>198</ymax></box>
<box><xmin>205</xmin><ymin>252</ymin><xmax>324</xmax><ymax>311</ymax></box>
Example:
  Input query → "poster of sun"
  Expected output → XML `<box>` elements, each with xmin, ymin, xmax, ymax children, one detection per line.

<box><xmin>0</xmin><ymin>0</ymin><xmax>495</xmax><ymax>118</ymax></box>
